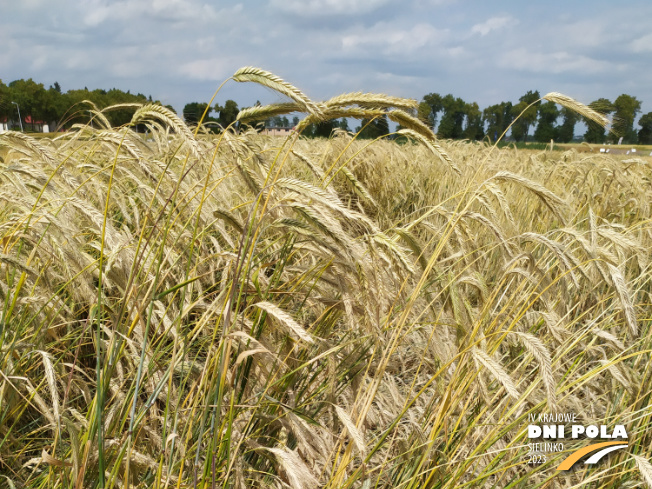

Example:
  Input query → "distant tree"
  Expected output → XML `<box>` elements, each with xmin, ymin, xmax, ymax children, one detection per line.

<box><xmin>556</xmin><ymin>107</ymin><xmax>579</xmax><ymax>143</ymax></box>
<box><xmin>419</xmin><ymin>93</ymin><xmax>444</xmax><ymax>131</ymax></box>
<box><xmin>292</xmin><ymin>116</ymin><xmax>300</xmax><ymax>127</ymax></box>
<box><xmin>105</xmin><ymin>88</ymin><xmax>147</xmax><ymax>127</ymax></box>
<box><xmin>164</xmin><ymin>104</ymin><xmax>176</xmax><ymax>114</ymax></box>
<box><xmin>463</xmin><ymin>102</ymin><xmax>484</xmax><ymax>141</ymax></box>
<box><xmin>0</xmin><ymin>77</ymin><xmax>175</xmax><ymax>132</ymax></box>
<box><xmin>337</xmin><ymin>118</ymin><xmax>350</xmax><ymax>132</ymax></box>
<box><xmin>357</xmin><ymin>115</ymin><xmax>390</xmax><ymax>139</ymax></box>
<box><xmin>638</xmin><ymin>112</ymin><xmax>652</xmax><ymax>144</ymax></box>
<box><xmin>214</xmin><ymin>99</ymin><xmax>239</xmax><ymax>128</ymax></box>
<box><xmin>183</xmin><ymin>102</ymin><xmax>212</xmax><ymax>125</ymax></box>
<box><xmin>437</xmin><ymin>94</ymin><xmax>466</xmax><ymax>139</ymax></box>
<box><xmin>312</xmin><ymin>120</ymin><xmax>335</xmax><ymax>138</ymax></box>
<box><xmin>610</xmin><ymin>94</ymin><xmax>641</xmax><ymax>143</ymax></box>
<box><xmin>583</xmin><ymin>98</ymin><xmax>614</xmax><ymax>143</ymax></box>
<box><xmin>533</xmin><ymin>101</ymin><xmax>559</xmax><ymax>143</ymax></box>
<box><xmin>8</xmin><ymin>79</ymin><xmax>52</xmax><ymax>130</ymax></box>
<box><xmin>266</xmin><ymin>115</ymin><xmax>284</xmax><ymax>128</ymax></box>
<box><xmin>510</xmin><ymin>90</ymin><xmax>541</xmax><ymax>142</ymax></box>
<box><xmin>0</xmin><ymin>79</ymin><xmax>10</xmax><ymax>121</ymax></box>
<box><xmin>43</xmin><ymin>84</ymin><xmax>67</xmax><ymax>128</ymax></box>
<box><xmin>483</xmin><ymin>102</ymin><xmax>513</xmax><ymax>142</ymax></box>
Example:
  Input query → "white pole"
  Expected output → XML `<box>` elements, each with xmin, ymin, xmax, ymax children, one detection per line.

<box><xmin>11</xmin><ymin>102</ymin><xmax>24</xmax><ymax>132</ymax></box>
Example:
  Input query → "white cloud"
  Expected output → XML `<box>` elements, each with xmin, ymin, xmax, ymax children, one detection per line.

<box><xmin>631</xmin><ymin>33</ymin><xmax>652</xmax><ymax>52</ymax></box>
<box><xmin>471</xmin><ymin>16</ymin><xmax>514</xmax><ymax>36</ymax></box>
<box><xmin>82</xmin><ymin>0</ymin><xmax>220</xmax><ymax>27</ymax></box>
<box><xmin>447</xmin><ymin>46</ymin><xmax>465</xmax><ymax>57</ymax></box>
<box><xmin>269</xmin><ymin>0</ymin><xmax>389</xmax><ymax>16</ymax></box>
<box><xmin>342</xmin><ymin>22</ymin><xmax>446</xmax><ymax>55</ymax></box>
<box><xmin>2</xmin><ymin>1</ymin><xmax>651</xmax><ymax>118</ymax></box>
<box><xmin>499</xmin><ymin>49</ymin><xmax>616</xmax><ymax>75</ymax></box>
<box><xmin>178</xmin><ymin>57</ymin><xmax>234</xmax><ymax>81</ymax></box>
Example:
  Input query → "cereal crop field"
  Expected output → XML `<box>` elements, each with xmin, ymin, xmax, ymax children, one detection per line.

<box><xmin>1</xmin><ymin>69</ymin><xmax>651</xmax><ymax>489</ymax></box>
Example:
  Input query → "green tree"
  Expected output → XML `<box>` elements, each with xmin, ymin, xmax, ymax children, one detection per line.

<box><xmin>312</xmin><ymin>120</ymin><xmax>335</xmax><ymax>138</ymax></box>
<box><xmin>556</xmin><ymin>107</ymin><xmax>578</xmax><ymax>143</ymax></box>
<box><xmin>510</xmin><ymin>90</ymin><xmax>540</xmax><ymax>142</ymax></box>
<box><xmin>214</xmin><ymin>99</ymin><xmax>239</xmax><ymax>129</ymax></box>
<box><xmin>104</xmin><ymin>88</ymin><xmax>147</xmax><ymax>127</ymax></box>
<box><xmin>463</xmin><ymin>102</ymin><xmax>484</xmax><ymax>141</ymax></box>
<box><xmin>533</xmin><ymin>101</ymin><xmax>559</xmax><ymax>143</ymax></box>
<box><xmin>8</xmin><ymin>78</ymin><xmax>49</xmax><ymax>130</ymax></box>
<box><xmin>419</xmin><ymin>93</ymin><xmax>444</xmax><ymax>131</ymax></box>
<box><xmin>0</xmin><ymin>79</ymin><xmax>10</xmax><ymax>121</ymax></box>
<box><xmin>638</xmin><ymin>112</ymin><xmax>652</xmax><ymax>144</ymax></box>
<box><xmin>329</xmin><ymin>118</ymin><xmax>350</xmax><ymax>133</ymax></box>
<box><xmin>437</xmin><ymin>94</ymin><xmax>466</xmax><ymax>139</ymax></box>
<box><xmin>357</xmin><ymin>115</ymin><xmax>390</xmax><ymax>139</ymax></box>
<box><xmin>266</xmin><ymin>116</ymin><xmax>284</xmax><ymax>128</ymax></box>
<box><xmin>611</xmin><ymin>94</ymin><xmax>641</xmax><ymax>143</ymax></box>
<box><xmin>183</xmin><ymin>102</ymin><xmax>212</xmax><ymax>125</ymax></box>
<box><xmin>43</xmin><ymin>84</ymin><xmax>67</xmax><ymax>129</ymax></box>
<box><xmin>483</xmin><ymin>102</ymin><xmax>513</xmax><ymax>142</ymax></box>
<box><xmin>583</xmin><ymin>98</ymin><xmax>614</xmax><ymax>143</ymax></box>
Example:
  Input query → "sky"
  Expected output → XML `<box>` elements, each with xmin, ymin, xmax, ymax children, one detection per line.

<box><xmin>2</xmin><ymin>0</ymin><xmax>652</xmax><ymax>120</ymax></box>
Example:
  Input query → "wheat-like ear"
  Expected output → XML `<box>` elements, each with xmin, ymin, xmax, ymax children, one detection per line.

<box><xmin>634</xmin><ymin>455</ymin><xmax>652</xmax><ymax>488</ymax></box>
<box><xmin>508</xmin><ymin>332</ymin><xmax>557</xmax><ymax>409</ymax></box>
<box><xmin>483</xmin><ymin>181</ymin><xmax>516</xmax><ymax>229</ymax></box>
<box><xmin>543</xmin><ymin>92</ymin><xmax>610</xmax><ymax>127</ymax></box>
<box><xmin>291</xmin><ymin>150</ymin><xmax>326</xmax><ymax>180</ymax></box>
<box><xmin>491</xmin><ymin>171</ymin><xmax>567</xmax><ymax>225</ymax></box>
<box><xmin>232</xmin><ymin>66</ymin><xmax>324</xmax><ymax>118</ymax></box>
<box><xmin>79</xmin><ymin>99</ymin><xmax>113</xmax><ymax>129</ymax></box>
<box><xmin>334</xmin><ymin>404</ymin><xmax>367</xmax><ymax>457</ymax></box>
<box><xmin>519</xmin><ymin>232</ymin><xmax>579</xmax><ymax>288</ymax></box>
<box><xmin>0</xmin><ymin>131</ymin><xmax>57</xmax><ymax>167</ymax></box>
<box><xmin>295</xmin><ymin>107</ymin><xmax>387</xmax><ymax>133</ymax></box>
<box><xmin>130</xmin><ymin>104</ymin><xmax>199</xmax><ymax>157</ymax></box>
<box><xmin>607</xmin><ymin>263</ymin><xmax>638</xmax><ymax>336</ymax></box>
<box><xmin>236</xmin><ymin>102</ymin><xmax>302</xmax><ymax>124</ymax></box>
<box><xmin>91</xmin><ymin>128</ymin><xmax>145</xmax><ymax>161</ymax></box>
<box><xmin>101</xmin><ymin>102</ymin><xmax>144</xmax><ymax>121</ymax></box>
<box><xmin>264</xmin><ymin>447</ymin><xmax>319</xmax><ymax>489</ymax></box>
<box><xmin>38</xmin><ymin>350</ymin><xmax>61</xmax><ymax>435</ymax></box>
<box><xmin>339</xmin><ymin>166</ymin><xmax>377</xmax><ymax>208</ymax></box>
<box><xmin>397</xmin><ymin>128</ymin><xmax>460</xmax><ymax>174</ymax></box>
<box><xmin>471</xmin><ymin>347</ymin><xmax>520</xmax><ymax>399</ymax></box>
<box><xmin>388</xmin><ymin>110</ymin><xmax>435</xmax><ymax>139</ymax></box>
<box><xmin>253</xmin><ymin>301</ymin><xmax>314</xmax><ymax>343</ymax></box>
<box><xmin>325</xmin><ymin>92</ymin><xmax>418</xmax><ymax>111</ymax></box>
<box><xmin>389</xmin><ymin>110</ymin><xmax>463</xmax><ymax>173</ymax></box>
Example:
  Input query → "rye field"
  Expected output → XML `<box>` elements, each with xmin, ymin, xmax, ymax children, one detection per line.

<box><xmin>1</xmin><ymin>68</ymin><xmax>651</xmax><ymax>488</ymax></box>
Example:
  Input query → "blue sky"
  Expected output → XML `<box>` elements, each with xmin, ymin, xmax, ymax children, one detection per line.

<box><xmin>2</xmin><ymin>0</ymin><xmax>651</xmax><ymax>121</ymax></box>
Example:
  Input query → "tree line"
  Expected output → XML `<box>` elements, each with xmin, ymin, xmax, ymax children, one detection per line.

<box><xmin>0</xmin><ymin>78</ymin><xmax>168</xmax><ymax>131</ymax></box>
<box><xmin>3</xmin><ymin>77</ymin><xmax>652</xmax><ymax>144</ymax></box>
<box><xmin>417</xmin><ymin>90</ymin><xmax>652</xmax><ymax>145</ymax></box>
<box><xmin>184</xmin><ymin>91</ymin><xmax>652</xmax><ymax>144</ymax></box>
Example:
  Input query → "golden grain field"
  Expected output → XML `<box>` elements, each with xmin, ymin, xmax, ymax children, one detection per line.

<box><xmin>0</xmin><ymin>68</ymin><xmax>651</xmax><ymax>489</ymax></box>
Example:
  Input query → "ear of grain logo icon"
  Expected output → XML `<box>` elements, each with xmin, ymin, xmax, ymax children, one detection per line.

<box><xmin>556</xmin><ymin>442</ymin><xmax>629</xmax><ymax>471</ymax></box>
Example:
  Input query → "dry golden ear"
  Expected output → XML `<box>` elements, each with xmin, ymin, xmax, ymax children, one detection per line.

<box><xmin>543</xmin><ymin>92</ymin><xmax>610</xmax><ymax>127</ymax></box>
<box><xmin>232</xmin><ymin>66</ymin><xmax>324</xmax><ymax>118</ymax></box>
